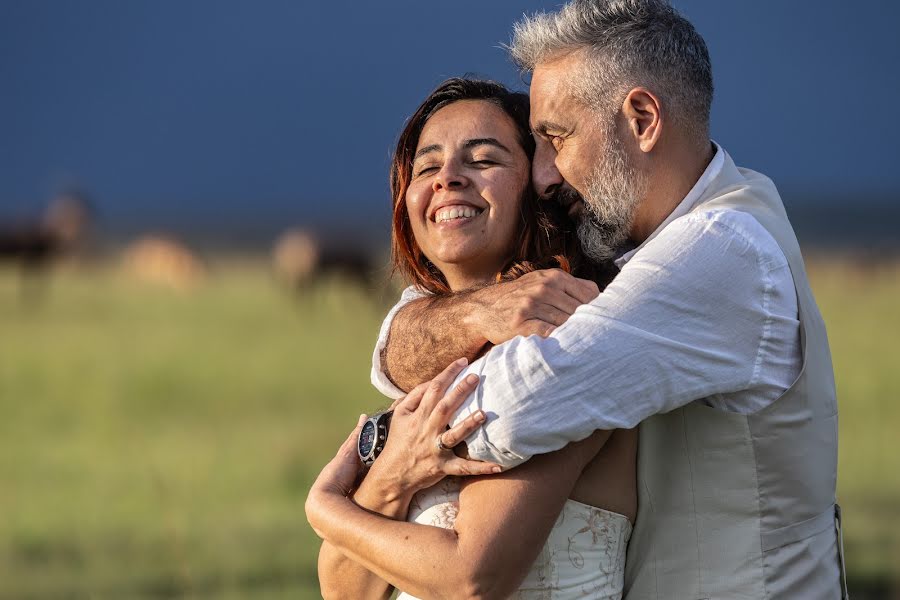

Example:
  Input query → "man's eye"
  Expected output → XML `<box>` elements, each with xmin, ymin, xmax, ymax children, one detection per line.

<box><xmin>471</xmin><ymin>159</ymin><xmax>497</xmax><ymax>167</ymax></box>
<box><xmin>550</xmin><ymin>136</ymin><xmax>564</xmax><ymax>150</ymax></box>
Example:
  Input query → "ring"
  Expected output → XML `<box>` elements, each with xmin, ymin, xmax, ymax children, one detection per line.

<box><xmin>436</xmin><ymin>434</ymin><xmax>452</xmax><ymax>452</ymax></box>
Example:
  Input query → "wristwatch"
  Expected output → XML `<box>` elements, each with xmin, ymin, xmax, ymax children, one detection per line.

<box><xmin>357</xmin><ymin>410</ymin><xmax>393</xmax><ymax>467</ymax></box>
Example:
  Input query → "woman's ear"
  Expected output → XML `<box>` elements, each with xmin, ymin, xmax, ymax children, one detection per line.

<box><xmin>621</xmin><ymin>87</ymin><xmax>663</xmax><ymax>153</ymax></box>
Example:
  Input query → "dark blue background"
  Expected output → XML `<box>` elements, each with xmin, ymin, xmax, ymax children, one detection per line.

<box><xmin>2</xmin><ymin>1</ymin><xmax>898</xmax><ymax>244</ymax></box>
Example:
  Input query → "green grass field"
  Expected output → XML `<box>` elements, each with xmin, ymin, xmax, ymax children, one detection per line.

<box><xmin>1</xmin><ymin>258</ymin><xmax>898</xmax><ymax>598</ymax></box>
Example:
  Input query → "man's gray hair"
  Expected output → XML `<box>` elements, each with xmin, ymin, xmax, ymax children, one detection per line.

<box><xmin>510</xmin><ymin>0</ymin><xmax>713</xmax><ymax>143</ymax></box>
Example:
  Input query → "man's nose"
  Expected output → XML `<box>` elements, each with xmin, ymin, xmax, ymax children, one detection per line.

<box><xmin>432</xmin><ymin>161</ymin><xmax>469</xmax><ymax>192</ymax></box>
<box><xmin>532</xmin><ymin>141</ymin><xmax>563</xmax><ymax>198</ymax></box>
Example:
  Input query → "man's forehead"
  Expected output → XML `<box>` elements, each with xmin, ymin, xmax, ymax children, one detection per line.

<box><xmin>529</xmin><ymin>63</ymin><xmax>575</xmax><ymax>125</ymax></box>
<box><xmin>530</xmin><ymin>64</ymin><xmax>564</xmax><ymax>103</ymax></box>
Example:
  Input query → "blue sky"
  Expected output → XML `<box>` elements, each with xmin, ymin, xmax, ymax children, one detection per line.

<box><xmin>1</xmin><ymin>0</ymin><xmax>898</xmax><ymax>241</ymax></box>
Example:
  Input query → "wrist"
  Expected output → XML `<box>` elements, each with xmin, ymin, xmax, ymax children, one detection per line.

<box><xmin>360</xmin><ymin>460</ymin><xmax>417</xmax><ymax>507</ymax></box>
<box><xmin>458</xmin><ymin>290</ymin><xmax>491</xmax><ymax>351</ymax></box>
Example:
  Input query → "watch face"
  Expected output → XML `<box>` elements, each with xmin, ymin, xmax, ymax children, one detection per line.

<box><xmin>358</xmin><ymin>420</ymin><xmax>376</xmax><ymax>458</ymax></box>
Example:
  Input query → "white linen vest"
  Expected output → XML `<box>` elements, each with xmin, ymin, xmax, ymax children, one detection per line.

<box><xmin>623</xmin><ymin>154</ymin><xmax>845</xmax><ymax>599</ymax></box>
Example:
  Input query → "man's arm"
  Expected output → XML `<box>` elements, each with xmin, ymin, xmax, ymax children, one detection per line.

<box><xmin>381</xmin><ymin>293</ymin><xmax>489</xmax><ymax>393</ymax></box>
<box><xmin>380</xmin><ymin>270</ymin><xmax>600</xmax><ymax>393</ymax></box>
<box><xmin>448</xmin><ymin>212</ymin><xmax>798</xmax><ymax>468</ymax></box>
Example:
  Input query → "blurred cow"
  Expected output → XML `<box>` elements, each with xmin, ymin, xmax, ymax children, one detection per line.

<box><xmin>271</xmin><ymin>228</ymin><xmax>380</xmax><ymax>291</ymax></box>
<box><xmin>0</xmin><ymin>191</ymin><xmax>93</xmax><ymax>268</ymax></box>
<box><xmin>122</xmin><ymin>235</ymin><xmax>206</xmax><ymax>291</ymax></box>
<box><xmin>272</xmin><ymin>229</ymin><xmax>319</xmax><ymax>288</ymax></box>
<box><xmin>0</xmin><ymin>192</ymin><xmax>93</xmax><ymax>302</ymax></box>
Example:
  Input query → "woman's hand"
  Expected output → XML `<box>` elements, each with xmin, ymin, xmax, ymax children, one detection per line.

<box><xmin>368</xmin><ymin>358</ymin><xmax>502</xmax><ymax>501</ymax></box>
<box><xmin>306</xmin><ymin>414</ymin><xmax>368</xmax><ymax>538</ymax></box>
<box><xmin>312</xmin><ymin>413</ymin><xmax>369</xmax><ymax>496</ymax></box>
<box><xmin>306</xmin><ymin>358</ymin><xmax>499</xmax><ymax>536</ymax></box>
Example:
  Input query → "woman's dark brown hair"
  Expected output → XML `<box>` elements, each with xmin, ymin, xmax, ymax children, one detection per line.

<box><xmin>390</xmin><ymin>77</ymin><xmax>599</xmax><ymax>294</ymax></box>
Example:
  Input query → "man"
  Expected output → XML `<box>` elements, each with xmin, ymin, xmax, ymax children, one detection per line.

<box><xmin>372</xmin><ymin>0</ymin><xmax>846</xmax><ymax>597</ymax></box>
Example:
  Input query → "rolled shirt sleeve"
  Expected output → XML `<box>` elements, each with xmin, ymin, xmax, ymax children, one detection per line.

<box><xmin>450</xmin><ymin>210</ymin><xmax>798</xmax><ymax>468</ymax></box>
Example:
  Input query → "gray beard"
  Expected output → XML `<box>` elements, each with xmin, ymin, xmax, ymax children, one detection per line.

<box><xmin>576</xmin><ymin>132</ymin><xmax>647</xmax><ymax>263</ymax></box>
<box><xmin>576</xmin><ymin>215</ymin><xmax>622</xmax><ymax>263</ymax></box>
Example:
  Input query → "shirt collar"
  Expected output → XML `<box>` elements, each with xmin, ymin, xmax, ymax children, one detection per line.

<box><xmin>614</xmin><ymin>141</ymin><xmax>725</xmax><ymax>268</ymax></box>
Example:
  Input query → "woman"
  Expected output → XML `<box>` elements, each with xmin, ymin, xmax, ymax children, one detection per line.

<box><xmin>306</xmin><ymin>78</ymin><xmax>637</xmax><ymax>599</ymax></box>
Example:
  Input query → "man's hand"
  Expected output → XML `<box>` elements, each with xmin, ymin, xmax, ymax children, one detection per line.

<box><xmin>382</xmin><ymin>269</ymin><xmax>599</xmax><ymax>393</ymax></box>
<box><xmin>465</xmin><ymin>269</ymin><xmax>600</xmax><ymax>345</ymax></box>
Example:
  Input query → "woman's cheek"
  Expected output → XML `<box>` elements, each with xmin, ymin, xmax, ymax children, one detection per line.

<box><xmin>405</xmin><ymin>187</ymin><xmax>429</xmax><ymax>226</ymax></box>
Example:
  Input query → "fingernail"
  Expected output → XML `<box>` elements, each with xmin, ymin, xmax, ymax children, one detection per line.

<box><xmin>474</xmin><ymin>410</ymin><xmax>485</xmax><ymax>423</ymax></box>
<box><xmin>456</xmin><ymin>357</ymin><xmax>468</xmax><ymax>367</ymax></box>
<box><xmin>492</xmin><ymin>466</ymin><xmax>502</xmax><ymax>473</ymax></box>
<box><xmin>465</xmin><ymin>374</ymin><xmax>479</xmax><ymax>385</ymax></box>
<box><xmin>358</xmin><ymin>414</ymin><xmax>367</xmax><ymax>425</ymax></box>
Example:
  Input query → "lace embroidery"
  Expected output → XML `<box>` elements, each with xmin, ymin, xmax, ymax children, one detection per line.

<box><xmin>399</xmin><ymin>484</ymin><xmax>631</xmax><ymax>600</ymax></box>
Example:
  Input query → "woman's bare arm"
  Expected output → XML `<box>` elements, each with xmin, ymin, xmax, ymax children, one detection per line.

<box><xmin>307</xmin><ymin>430</ymin><xmax>610</xmax><ymax>600</ymax></box>
<box><xmin>317</xmin><ymin>475</ymin><xmax>408</xmax><ymax>600</ymax></box>
<box><xmin>314</xmin><ymin>372</ymin><xmax>499</xmax><ymax>600</ymax></box>
<box><xmin>383</xmin><ymin>270</ymin><xmax>599</xmax><ymax>392</ymax></box>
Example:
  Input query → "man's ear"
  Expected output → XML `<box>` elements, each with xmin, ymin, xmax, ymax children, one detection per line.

<box><xmin>621</xmin><ymin>87</ymin><xmax>663</xmax><ymax>153</ymax></box>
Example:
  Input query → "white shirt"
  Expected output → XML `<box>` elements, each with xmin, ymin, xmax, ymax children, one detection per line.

<box><xmin>371</xmin><ymin>144</ymin><xmax>801</xmax><ymax>467</ymax></box>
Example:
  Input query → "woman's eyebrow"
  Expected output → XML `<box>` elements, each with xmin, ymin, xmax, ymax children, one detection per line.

<box><xmin>464</xmin><ymin>138</ymin><xmax>511</xmax><ymax>153</ymax></box>
<box><xmin>414</xmin><ymin>144</ymin><xmax>441</xmax><ymax>160</ymax></box>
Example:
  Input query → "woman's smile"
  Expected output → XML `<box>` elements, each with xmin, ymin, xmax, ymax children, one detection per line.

<box><xmin>432</xmin><ymin>204</ymin><xmax>484</xmax><ymax>225</ymax></box>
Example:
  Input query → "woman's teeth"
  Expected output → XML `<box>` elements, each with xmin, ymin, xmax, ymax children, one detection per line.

<box><xmin>435</xmin><ymin>205</ymin><xmax>482</xmax><ymax>223</ymax></box>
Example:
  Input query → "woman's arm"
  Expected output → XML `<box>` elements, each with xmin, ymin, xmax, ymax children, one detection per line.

<box><xmin>313</xmin><ymin>363</ymin><xmax>501</xmax><ymax>600</ymax></box>
<box><xmin>307</xmin><ymin>429</ymin><xmax>610</xmax><ymax>600</ymax></box>
<box><xmin>317</xmin><ymin>473</ymin><xmax>407</xmax><ymax>600</ymax></box>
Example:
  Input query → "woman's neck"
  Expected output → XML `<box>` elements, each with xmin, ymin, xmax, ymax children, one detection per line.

<box><xmin>442</xmin><ymin>262</ymin><xmax>504</xmax><ymax>292</ymax></box>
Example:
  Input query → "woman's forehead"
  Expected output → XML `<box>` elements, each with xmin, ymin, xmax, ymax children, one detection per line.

<box><xmin>418</xmin><ymin>100</ymin><xmax>520</xmax><ymax>149</ymax></box>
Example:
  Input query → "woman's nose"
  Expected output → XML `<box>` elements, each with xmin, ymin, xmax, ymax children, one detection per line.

<box><xmin>432</xmin><ymin>162</ymin><xmax>469</xmax><ymax>192</ymax></box>
<box><xmin>532</xmin><ymin>141</ymin><xmax>563</xmax><ymax>199</ymax></box>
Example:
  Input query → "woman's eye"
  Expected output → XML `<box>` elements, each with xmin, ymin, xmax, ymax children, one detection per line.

<box><xmin>415</xmin><ymin>166</ymin><xmax>438</xmax><ymax>176</ymax></box>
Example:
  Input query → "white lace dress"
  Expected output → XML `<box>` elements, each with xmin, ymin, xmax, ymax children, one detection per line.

<box><xmin>395</xmin><ymin>477</ymin><xmax>632</xmax><ymax>600</ymax></box>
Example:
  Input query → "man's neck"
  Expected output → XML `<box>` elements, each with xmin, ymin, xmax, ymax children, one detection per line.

<box><xmin>631</xmin><ymin>141</ymin><xmax>715</xmax><ymax>244</ymax></box>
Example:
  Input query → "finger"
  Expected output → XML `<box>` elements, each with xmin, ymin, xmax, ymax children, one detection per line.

<box><xmin>431</xmin><ymin>373</ymin><xmax>481</xmax><ymax>427</ymax></box>
<box><xmin>398</xmin><ymin>381</ymin><xmax>429</xmax><ymax>413</ymax></box>
<box><xmin>439</xmin><ymin>406</ymin><xmax>486</xmax><ymax>448</ymax></box>
<box><xmin>517</xmin><ymin>319</ymin><xmax>557</xmax><ymax>339</ymax></box>
<box><xmin>339</xmin><ymin>414</ymin><xmax>367</xmax><ymax>455</ymax></box>
<box><xmin>419</xmin><ymin>357</ymin><xmax>468</xmax><ymax>415</ymax></box>
<box><xmin>566</xmin><ymin>276</ymin><xmax>601</xmax><ymax>304</ymax></box>
<box><xmin>526</xmin><ymin>302</ymin><xmax>571</xmax><ymax>328</ymax></box>
<box><xmin>443</xmin><ymin>457</ymin><xmax>503</xmax><ymax>477</ymax></box>
<box><xmin>541</xmin><ymin>287</ymin><xmax>583</xmax><ymax>315</ymax></box>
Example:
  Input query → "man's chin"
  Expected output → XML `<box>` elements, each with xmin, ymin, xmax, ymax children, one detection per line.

<box><xmin>576</xmin><ymin>217</ymin><xmax>620</xmax><ymax>263</ymax></box>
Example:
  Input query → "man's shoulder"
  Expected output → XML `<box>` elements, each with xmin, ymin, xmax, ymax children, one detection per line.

<box><xmin>652</xmin><ymin>208</ymin><xmax>789</xmax><ymax>274</ymax></box>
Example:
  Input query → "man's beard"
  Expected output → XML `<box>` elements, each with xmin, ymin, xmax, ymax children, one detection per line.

<box><xmin>557</xmin><ymin>130</ymin><xmax>648</xmax><ymax>263</ymax></box>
